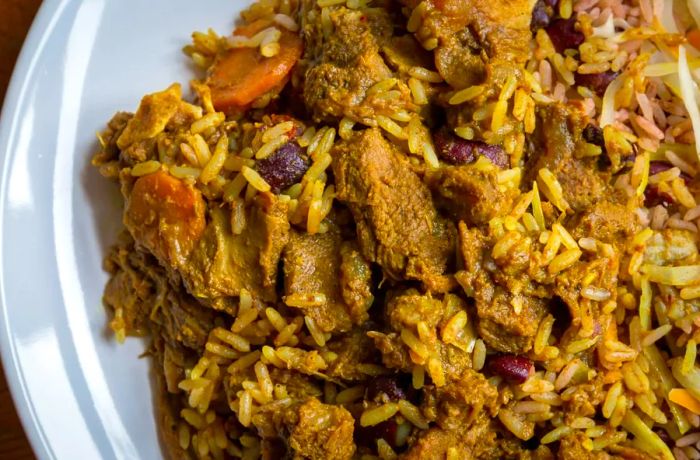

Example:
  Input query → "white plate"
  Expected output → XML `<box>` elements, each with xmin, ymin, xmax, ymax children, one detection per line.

<box><xmin>0</xmin><ymin>1</ymin><xmax>245</xmax><ymax>458</ymax></box>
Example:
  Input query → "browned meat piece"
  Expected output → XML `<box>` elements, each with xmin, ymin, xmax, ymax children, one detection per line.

<box><xmin>283</xmin><ymin>229</ymin><xmax>373</xmax><ymax>334</ymax></box>
<box><xmin>404</xmin><ymin>370</ymin><xmax>501</xmax><ymax>459</ymax></box>
<box><xmin>426</xmin><ymin>164</ymin><xmax>518</xmax><ymax>226</ymax></box>
<box><xmin>116</xmin><ymin>84</ymin><xmax>183</xmax><ymax>150</ymax></box>
<box><xmin>401</xmin><ymin>0</ymin><xmax>533</xmax><ymax>94</ymax></box>
<box><xmin>103</xmin><ymin>232</ymin><xmax>215</xmax><ymax>352</ymax></box>
<box><xmin>476</xmin><ymin>290</ymin><xmax>548</xmax><ymax>354</ymax></box>
<box><xmin>287</xmin><ymin>398</ymin><xmax>356</xmax><ymax>460</ymax></box>
<box><xmin>570</xmin><ymin>200</ymin><xmax>640</xmax><ymax>244</ymax></box>
<box><xmin>332</xmin><ymin>128</ymin><xmax>454</xmax><ymax>286</ymax></box>
<box><xmin>326</xmin><ymin>328</ymin><xmax>377</xmax><ymax>381</ymax></box>
<box><xmin>183</xmin><ymin>193</ymin><xmax>289</xmax><ymax>305</ymax></box>
<box><xmin>258</xmin><ymin>193</ymin><xmax>292</xmax><ymax>288</ymax></box>
<box><xmin>381</xmin><ymin>35</ymin><xmax>434</xmax><ymax>74</ymax></box>
<box><xmin>339</xmin><ymin>242</ymin><xmax>374</xmax><ymax>325</ymax></box>
<box><xmin>369</xmin><ymin>291</ymin><xmax>472</xmax><ymax>381</ymax></box>
<box><xmin>457</xmin><ymin>223</ymin><xmax>548</xmax><ymax>353</ymax></box>
<box><xmin>301</xmin><ymin>8</ymin><xmax>414</xmax><ymax>124</ymax></box>
<box><xmin>387</xmin><ymin>290</ymin><xmax>445</xmax><ymax>330</ymax></box>
<box><xmin>524</xmin><ymin>105</ymin><xmax>610</xmax><ymax>212</ymax></box>
<box><xmin>562</xmin><ymin>374</ymin><xmax>605</xmax><ymax>419</ymax></box>
<box><xmin>124</xmin><ymin>170</ymin><xmax>207</xmax><ymax>268</ymax></box>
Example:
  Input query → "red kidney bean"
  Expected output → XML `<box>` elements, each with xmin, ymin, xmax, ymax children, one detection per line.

<box><xmin>644</xmin><ymin>186</ymin><xmax>674</xmax><ymax>208</ymax></box>
<box><xmin>575</xmin><ymin>71</ymin><xmax>619</xmax><ymax>96</ymax></box>
<box><xmin>355</xmin><ymin>419</ymin><xmax>399</xmax><ymax>448</ymax></box>
<box><xmin>433</xmin><ymin>128</ymin><xmax>509</xmax><ymax>168</ymax></box>
<box><xmin>582</xmin><ymin>123</ymin><xmax>604</xmax><ymax>148</ymax></box>
<box><xmin>545</xmin><ymin>17</ymin><xmax>584</xmax><ymax>53</ymax></box>
<box><xmin>366</xmin><ymin>376</ymin><xmax>406</xmax><ymax>402</ymax></box>
<box><xmin>488</xmin><ymin>355</ymin><xmax>534</xmax><ymax>384</ymax></box>
<box><xmin>255</xmin><ymin>141</ymin><xmax>309</xmax><ymax>193</ymax></box>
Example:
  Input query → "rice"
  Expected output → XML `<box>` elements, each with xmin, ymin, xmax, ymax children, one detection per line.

<box><xmin>449</xmin><ymin>85</ymin><xmax>485</xmax><ymax>105</ymax></box>
<box><xmin>360</xmin><ymin>403</ymin><xmax>399</xmax><ymax>427</ymax></box>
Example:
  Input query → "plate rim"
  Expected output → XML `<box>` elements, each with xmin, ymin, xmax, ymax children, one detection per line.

<box><xmin>0</xmin><ymin>0</ymin><xmax>71</xmax><ymax>458</ymax></box>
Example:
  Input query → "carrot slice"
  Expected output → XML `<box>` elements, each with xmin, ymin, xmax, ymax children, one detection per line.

<box><xmin>669</xmin><ymin>388</ymin><xmax>700</xmax><ymax>414</ymax></box>
<box><xmin>207</xmin><ymin>19</ymin><xmax>303</xmax><ymax>112</ymax></box>
<box><xmin>125</xmin><ymin>170</ymin><xmax>206</xmax><ymax>266</ymax></box>
<box><xmin>689</xmin><ymin>29</ymin><xmax>700</xmax><ymax>51</ymax></box>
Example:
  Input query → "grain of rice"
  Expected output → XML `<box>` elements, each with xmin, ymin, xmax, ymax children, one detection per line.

<box><xmin>578</xmin><ymin>61</ymin><xmax>610</xmax><ymax>74</ymax></box>
<box><xmin>673</xmin><ymin>178</ymin><xmax>697</xmax><ymax>209</ymax></box>
<box><xmin>367</xmin><ymin>78</ymin><xmax>398</xmax><ymax>97</ymax></box>
<box><xmin>642</xmin><ymin>324</ymin><xmax>672</xmax><ymax>347</ymax></box>
<box><xmin>338</xmin><ymin>117</ymin><xmax>355</xmax><ymax>140</ymax></box>
<box><xmin>376</xmin><ymin>116</ymin><xmax>407</xmax><ymax>140</ymax></box>
<box><xmin>514</xmin><ymin>401</ymin><xmax>550</xmax><ymax>414</ymax></box>
<box><xmin>473</xmin><ymin>339</ymin><xmax>486</xmax><ymax>371</ymax></box>
<box><xmin>213</xmin><ymin>328</ymin><xmax>251</xmax><ymax>352</ymax></box>
<box><xmin>408</xmin><ymin>78</ymin><xmax>428</xmax><ymax>105</ymax></box>
<box><xmin>541</xmin><ymin>426</ymin><xmax>572</xmax><ymax>444</ymax></box>
<box><xmin>548</xmin><ymin>249</ymin><xmax>582</xmax><ymax>274</ymax></box>
<box><xmin>131</xmin><ymin>160</ymin><xmax>161</xmax><ymax>177</ymax></box>
<box><xmin>498</xmin><ymin>409</ymin><xmax>534</xmax><ymax>441</ymax></box>
<box><xmin>491</xmin><ymin>99</ymin><xmax>508</xmax><ymax>132</ymax></box>
<box><xmin>641</xmin><ymin>264</ymin><xmax>700</xmax><ymax>287</ymax></box>
<box><xmin>273</xmin><ymin>13</ymin><xmax>298</xmax><ymax>31</ymax></box>
<box><xmin>284</xmin><ymin>293</ymin><xmax>326</xmax><ymax>308</ymax></box>
<box><xmin>191</xmin><ymin>112</ymin><xmax>224</xmax><ymax>135</ymax></box>
<box><xmin>678</xmin><ymin>433</ymin><xmax>700</xmax><ymax>448</ymax></box>
<box><xmin>449</xmin><ymin>85</ymin><xmax>485</xmax><ymax>105</ymax></box>
<box><xmin>565</xmin><ymin>335</ymin><xmax>599</xmax><ymax>354</ymax></box>
<box><xmin>407</xmin><ymin>2</ymin><xmax>427</xmax><ymax>33</ymax></box>
<box><xmin>360</xmin><ymin>403</ymin><xmax>399</xmax><ymax>427</ymax></box>
<box><xmin>538</xmin><ymin>168</ymin><xmax>569</xmax><ymax>213</ymax></box>
<box><xmin>522</xmin><ymin>377</ymin><xmax>554</xmax><ymax>393</ymax></box>
<box><xmin>408</xmin><ymin>66</ymin><xmax>442</xmax><ymax>83</ymax></box>
<box><xmin>555</xmin><ymin>359</ymin><xmax>582</xmax><ymax>391</ymax></box>
<box><xmin>412</xmin><ymin>366</ymin><xmax>425</xmax><ymax>389</ymax></box>
<box><xmin>603</xmin><ymin>381</ymin><xmax>623</xmax><ymax>418</ymax></box>
<box><xmin>238</xmin><ymin>391</ymin><xmax>253</xmax><ymax>427</ymax></box>
<box><xmin>227</xmin><ymin>351</ymin><xmax>262</xmax><ymax>373</ymax></box>
<box><xmin>304</xmin><ymin>316</ymin><xmax>326</xmax><ymax>347</ymax></box>
<box><xmin>422</xmin><ymin>140</ymin><xmax>439</xmax><ymax>169</ymax></box>
<box><xmin>398</xmin><ymin>400</ymin><xmax>429</xmax><ymax>429</ymax></box>
<box><xmin>666</xmin><ymin>150</ymin><xmax>697</xmax><ymax>176</ymax></box>
<box><xmin>241</xmin><ymin>166</ymin><xmax>271</xmax><ymax>193</ymax></box>
<box><xmin>683</xmin><ymin>340</ymin><xmax>698</xmax><ymax>376</ymax></box>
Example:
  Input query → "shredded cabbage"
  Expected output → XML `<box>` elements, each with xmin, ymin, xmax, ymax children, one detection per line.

<box><xmin>678</xmin><ymin>46</ymin><xmax>700</xmax><ymax>158</ymax></box>
<box><xmin>600</xmin><ymin>75</ymin><xmax>623</xmax><ymax>128</ymax></box>
<box><xmin>645</xmin><ymin>58</ymin><xmax>700</xmax><ymax>77</ymax></box>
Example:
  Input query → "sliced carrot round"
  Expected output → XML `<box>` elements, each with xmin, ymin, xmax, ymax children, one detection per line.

<box><xmin>125</xmin><ymin>170</ymin><xmax>206</xmax><ymax>266</ymax></box>
<box><xmin>207</xmin><ymin>19</ymin><xmax>303</xmax><ymax>112</ymax></box>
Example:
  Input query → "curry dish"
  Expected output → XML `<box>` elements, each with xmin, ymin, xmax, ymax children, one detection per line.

<box><xmin>93</xmin><ymin>0</ymin><xmax>700</xmax><ymax>458</ymax></box>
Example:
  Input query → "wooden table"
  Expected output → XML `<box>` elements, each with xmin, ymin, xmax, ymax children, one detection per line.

<box><xmin>0</xmin><ymin>1</ymin><xmax>43</xmax><ymax>459</ymax></box>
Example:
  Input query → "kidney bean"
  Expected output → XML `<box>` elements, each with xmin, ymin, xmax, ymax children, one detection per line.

<box><xmin>355</xmin><ymin>419</ymin><xmax>399</xmax><ymax>448</ymax></box>
<box><xmin>545</xmin><ymin>17</ymin><xmax>584</xmax><ymax>53</ymax></box>
<box><xmin>582</xmin><ymin>123</ymin><xmax>604</xmax><ymax>148</ymax></box>
<box><xmin>488</xmin><ymin>355</ymin><xmax>534</xmax><ymax>384</ymax></box>
<box><xmin>575</xmin><ymin>71</ymin><xmax>619</xmax><ymax>96</ymax></box>
<box><xmin>255</xmin><ymin>141</ymin><xmax>309</xmax><ymax>193</ymax></box>
<box><xmin>531</xmin><ymin>0</ymin><xmax>551</xmax><ymax>32</ymax></box>
<box><xmin>366</xmin><ymin>376</ymin><xmax>406</xmax><ymax>402</ymax></box>
<box><xmin>433</xmin><ymin>128</ymin><xmax>509</xmax><ymax>168</ymax></box>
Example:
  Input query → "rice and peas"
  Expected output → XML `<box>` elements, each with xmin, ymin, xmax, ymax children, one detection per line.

<box><xmin>93</xmin><ymin>0</ymin><xmax>700</xmax><ymax>458</ymax></box>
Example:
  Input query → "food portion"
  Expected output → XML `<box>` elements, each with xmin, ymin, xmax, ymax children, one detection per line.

<box><xmin>92</xmin><ymin>0</ymin><xmax>700</xmax><ymax>459</ymax></box>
